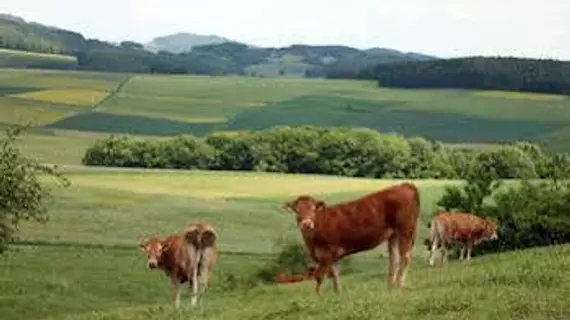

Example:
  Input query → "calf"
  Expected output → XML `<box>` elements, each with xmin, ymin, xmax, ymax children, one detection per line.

<box><xmin>139</xmin><ymin>222</ymin><xmax>218</xmax><ymax>308</ymax></box>
<box><xmin>281</xmin><ymin>182</ymin><xmax>421</xmax><ymax>295</ymax></box>
<box><xmin>427</xmin><ymin>211</ymin><xmax>498</xmax><ymax>266</ymax></box>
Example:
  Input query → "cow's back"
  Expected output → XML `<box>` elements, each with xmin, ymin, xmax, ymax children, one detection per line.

<box><xmin>161</xmin><ymin>235</ymin><xmax>192</xmax><ymax>282</ymax></box>
<box><xmin>185</xmin><ymin>223</ymin><xmax>218</xmax><ymax>271</ymax></box>
<box><xmin>433</xmin><ymin>212</ymin><xmax>487</xmax><ymax>241</ymax></box>
<box><xmin>313</xmin><ymin>183</ymin><xmax>420</xmax><ymax>253</ymax></box>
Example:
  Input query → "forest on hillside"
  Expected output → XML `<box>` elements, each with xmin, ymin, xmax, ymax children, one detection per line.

<box><xmin>3</xmin><ymin>14</ymin><xmax>570</xmax><ymax>95</ymax></box>
<box><xmin>0</xmin><ymin>14</ymin><xmax>432</xmax><ymax>76</ymax></box>
<box><xmin>367</xmin><ymin>57</ymin><xmax>570</xmax><ymax>95</ymax></box>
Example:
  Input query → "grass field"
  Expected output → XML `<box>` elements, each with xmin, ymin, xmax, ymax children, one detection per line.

<box><xmin>1</xmin><ymin>168</ymin><xmax>568</xmax><ymax>320</ymax></box>
<box><xmin>0</xmin><ymin>49</ymin><xmax>78</xmax><ymax>69</ymax></box>
<box><xmin>3</xmin><ymin>67</ymin><xmax>570</xmax><ymax>155</ymax></box>
<box><xmin>0</xmin><ymin>68</ymin><xmax>129</xmax><ymax>130</ymax></box>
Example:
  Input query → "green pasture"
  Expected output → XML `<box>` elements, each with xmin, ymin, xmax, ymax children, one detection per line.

<box><xmin>0</xmin><ymin>68</ymin><xmax>128</xmax><ymax>137</ymax></box>
<box><xmin>3</xmin><ymin>68</ymin><xmax>570</xmax><ymax>152</ymax></box>
<box><xmin>1</xmin><ymin>168</ymin><xmax>568</xmax><ymax>319</ymax></box>
<box><xmin>0</xmin><ymin>48</ymin><xmax>77</xmax><ymax>69</ymax></box>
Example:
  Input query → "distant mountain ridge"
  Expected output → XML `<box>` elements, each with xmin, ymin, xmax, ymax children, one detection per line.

<box><xmin>145</xmin><ymin>32</ymin><xmax>237</xmax><ymax>53</ymax></box>
<box><xmin>0</xmin><ymin>12</ymin><xmax>438</xmax><ymax>77</ymax></box>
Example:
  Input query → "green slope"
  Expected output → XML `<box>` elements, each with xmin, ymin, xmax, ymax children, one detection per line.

<box><xmin>4</xmin><ymin>69</ymin><xmax>570</xmax><ymax>155</ymax></box>
<box><xmin>0</xmin><ymin>169</ymin><xmax>567</xmax><ymax>320</ymax></box>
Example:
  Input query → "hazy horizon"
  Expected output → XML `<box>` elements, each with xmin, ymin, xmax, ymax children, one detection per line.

<box><xmin>1</xmin><ymin>0</ymin><xmax>569</xmax><ymax>60</ymax></box>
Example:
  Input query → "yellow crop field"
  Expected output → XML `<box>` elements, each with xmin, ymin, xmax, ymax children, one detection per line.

<box><xmin>473</xmin><ymin>90</ymin><xmax>567</xmax><ymax>101</ymax></box>
<box><xmin>63</xmin><ymin>171</ymin><xmax>460</xmax><ymax>200</ymax></box>
<box><xmin>10</xmin><ymin>89</ymin><xmax>110</xmax><ymax>107</ymax></box>
<box><xmin>0</xmin><ymin>98</ymin><xmax>73</xmax><ymax>125</ymax></box>
<box><xmin>0</xmin><ymin>75</ymin><xmax>125</xmax><ymax>92</ymax></box>
<box><xmin>0</xmin><ymin>48</ymin><xmax>77</xmax><ymax>61</ymax></box>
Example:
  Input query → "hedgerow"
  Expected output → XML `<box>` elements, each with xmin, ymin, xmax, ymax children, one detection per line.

<box><xmin>82</xmin><ymin>126</ymin><xmax>570</xmax><ymax>180</ymax></box>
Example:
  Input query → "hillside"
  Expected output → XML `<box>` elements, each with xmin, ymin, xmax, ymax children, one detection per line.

<box><xmin>0</xmin><ymin>167</ymin><xmax>568</xmax><ymax>319</ymax></box>
<box><xmin>145</xmin><ymin>32</ymin><xmax>238</xmax><ymax>53</ymax></box>
<box><xmin>0</xmin><ymin>13</ymin><xmax>437</xmax><ymax>77</ymax></box>
<box><xmin>3</xmin><ymin>69</ymin><xmax>570</xmax><ymax>161</ymax></box>
<box><xmin>371</xmin><ymin>56</ymin><xmax>570</xmax><ymax>95</ymax></box>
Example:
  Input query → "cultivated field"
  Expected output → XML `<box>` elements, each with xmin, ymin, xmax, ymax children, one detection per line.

<box><xmin>0</xmin><ymin>49</ymin><xmax>78</xmax><ymax>69</ymax></box>
<box><xmin>1</xmin><ymin>168</ymin><xmax>568</xmax><ymax>320</ymax></box>
<box><xmin>2</xmin><ymin>68</ymin><xmax>570</xmax><ymax>156</ymax></box>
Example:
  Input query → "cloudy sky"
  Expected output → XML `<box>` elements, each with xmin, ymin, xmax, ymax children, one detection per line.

<box><xmin>2</xmin><ymin>0</ymin><xmax>569</xmax><ymax>59</ymax></box>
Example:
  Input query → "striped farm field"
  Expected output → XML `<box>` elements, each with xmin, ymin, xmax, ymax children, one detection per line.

<box><xmin>0</xmin><ymin>97</ymin><xmax>73</xmax><ymax>125</ymax></box>
<box><xmin>473</xmin><ymin>90</ymin><xmax>569</xmax><ymax>101</ymax></box>
<box><xmin>0</xmin><ymin>69</ymin><xmax>129</xmax><ymax>132</ymax></box>
<box><xmin>0</xmin><ymin>48</ymin><xmax>77</xmax><ymax>69</ymax></box>
<box><xmin>3</xmin><ymin>67</ymin><xmax>570</xmax><ymax>158</ymax></box>
<box><xmin>9</xmin><ymin>88</ymin><xmax>110</xmax><ymax>107</ymax></box>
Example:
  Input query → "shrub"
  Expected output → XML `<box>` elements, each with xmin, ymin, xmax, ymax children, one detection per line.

<box><xmin>482</xmin><ymin>180</ymin><xmax>570</xmax><ymax>254</ymax></box>
<box><xmin>254</xmin><ymin>236</ymin><xmax>353</xmax><ymax>283</ymax></box>
<box><xmin>81</xmin><ymin>125</ymin><xmax>570</xmax><ymax>180</ymax></box>
<box><xmin>1</xmin><ymin>125</ymin><xmax>70</xmax><ymax>253</ymax></box>
<box><xmin>435</xmin><ymin>168</ymin><xmax>570</xmax><ymax>258</ymax></box>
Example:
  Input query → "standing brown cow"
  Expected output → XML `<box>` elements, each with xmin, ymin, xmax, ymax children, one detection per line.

<box><xmin>427</xmin><ymin>211</ymin><xmax>498</xmax><ymax>266</ymax></box>
<box><xmin>281</xmin><ymin>182</ymin><xmax>421</xmax><ymax>295</ymax></box>
<box><xmin>139</xmin><ymin>222</ymin><xmax>218</xmax><ymax>308</ymax></box>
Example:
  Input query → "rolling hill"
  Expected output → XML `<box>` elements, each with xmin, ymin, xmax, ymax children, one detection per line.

<box><xmin>1</xmin><ymin>167</ymin><xmax>568</xmax><ymax>319</ymax></box>
<box><xmin>0</xmin><ymin>13</ymin><xmax>438</xmax><ymax>77</ymax></box>
<box><xmin>144</xmin><ymin>32</ymin><xmax>239</xmax><ymax>53</ymax></box>
<box><xmin>2</xmin><ymin>68</ymin><xmax>570</xmax><ymax>166</ymax></box>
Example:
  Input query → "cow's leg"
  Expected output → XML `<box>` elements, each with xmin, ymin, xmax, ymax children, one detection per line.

<box><xmin>171</xmin><ymin>278</ymin><xmax>182</xmax><ymax>309</ymax></box>
<box><xmin>189</xmin><ymin>252</ymin><xmax>202</xmax><ymax>307</ymax></box>
<box><xmin>428</xmin><ymin>236</ymin><xmax>439</xmax><ymax>267</ymax></box>
<box><xmin>440</xmin><ymin>241</ymin><xmax>448</xmax><ymax>265</ymax></box>
<box><xmin>396</xmin><ymin>236</ymin><xmax>413</xmax><ymax>288</ymax></box>
<box><xmin>313</xmin><ymin>263</ymin><xmax>331</xmax><ymax>296</ymax></box>
<box><xmin>195</xmin><ymin>247</ymin><xmax>215</xmax><ymax>304</ymax></box>
<box><xmin>459</xmin><ymin>243</ymin><xmax>466</xmax><ymax>261</ymax></box>
<box><xmin>387</xmin><ymin>235</ymin><xmax>400</xmax><ymax>287</ymax></box>
<box><xmin>466</xmin><ymin>241</ymin><xmax>473</xmax><ymax>261</ymax></box>
<box><xmin>329</xmin><ymin>262</ymin><xmax>341</xmax><ymax>294</ymax></box>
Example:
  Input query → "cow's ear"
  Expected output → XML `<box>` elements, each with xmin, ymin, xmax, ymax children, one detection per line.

<box><xmin>161</xmin><ymin>242</ymin><xmax>170</xmax><ymax>252</ymax></box>
<box><xmin>281</xmin><ymin>201</ymin><xmax>293</xmax><ymax>213</ymax></box>
<box><xmin>138</xmin><ymin>242</ymin><xmax>146</xmax><ymax>251</ymax></box>
<box><xmin>316</xmin><ymin>200</ymin><xmax>326</xmax><ymax>210</ymax></box>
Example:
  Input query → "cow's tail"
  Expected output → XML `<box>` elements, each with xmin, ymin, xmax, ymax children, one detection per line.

<box><xmin>427</xmin><ymin>218</ymin><xmax>443</xmax><ymax>252</ymax></box>
<box><xmin>185</xmin><ymin>227</ymin><xmax>217</xmax><ymax>277</ymax></box>
<box><xmin>403</xmin><ymin>182</ymin><xmax>421</xmax><ymax>246</ymax></box>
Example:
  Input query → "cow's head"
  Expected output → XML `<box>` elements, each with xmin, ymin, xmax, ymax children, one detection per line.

<box><xmin>139</xmin><ymin>237</ymin><xmax>170</xmax><ymax>269</ymax></box>
<box><xmin>281</xmin><ymin>195</ymin><xmax>326</xmax><ymax>231</ymax></box>
<box><xmin>484</xmin><ymin>218</ymin><xmax>499</xmax><ymax>241</ymax></box>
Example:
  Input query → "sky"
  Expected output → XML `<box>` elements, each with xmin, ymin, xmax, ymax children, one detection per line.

<box><xmin>1</xmin><ymin>0</ymin><xmax>569</xmax><ymax>59</ymax></box>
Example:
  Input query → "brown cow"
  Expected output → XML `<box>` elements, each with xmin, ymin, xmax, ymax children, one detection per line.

<box><xmin>139</xmin><ymin>222</ymin><xmax>218</xmax><ymax>308</ymax></box>
<box><xmin>427</xmin><ymin>211</ymin><xmax>498</xmax><ymax>266</ymax></box>
<box><xmin>281</xmin><ymin>182</ymin><xmax>421</xmax><ymax>295</ymax></box>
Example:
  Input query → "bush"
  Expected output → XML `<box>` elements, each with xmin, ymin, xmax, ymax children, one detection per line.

<box><xmin>0</xmin><ymin>125</ymin><xmax>70</xmax><ymax>253</ymax></box>
<box><xmin>82</xmin><ymin>125</ymin><xmax>570</xmax><ymax>180</ymax></box>
<box><xmin>483</xmin><ymin>180</ymin><xmax>570</xmax><ymax>253</ymax></box>
<box><xmin>435</xmin><ymin>166</ymin><xmax>570</xmax><ymax>258</ymax></box>
<box><xmin>254</xmin><ymin>236</ymin><xmax>353</xmax><ymax>283</ymax></box>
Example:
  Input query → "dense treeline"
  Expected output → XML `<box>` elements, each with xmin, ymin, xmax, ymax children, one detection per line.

<box><xmin>370</xmin><ymin>57</ymin><xmax>570</xmax><ymax>94</ymax></box>
<box><xmin>82</xmin><ymin>126</ymin><xmax>570</xmax><ymax>180</ymax></box>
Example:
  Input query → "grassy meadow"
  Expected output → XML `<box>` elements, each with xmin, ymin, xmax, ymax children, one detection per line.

<box><xmin>0</xmin><ymin>49</ymin><xmax>78</xmax><ymax>69</ymax></box>
<box><xmin>1</xmin><ymin>67</ymin><xmax>569</xmax><ymax>318</ymax></box>
<box><xmin>1</xmin><ymin>168</ymin><xmax>568</xmax><ymax>320</ymax></box>
<box><xmin>2</xmin><ymin>68</ymin><xmax>570</xmax><ymax>156</ymax></box>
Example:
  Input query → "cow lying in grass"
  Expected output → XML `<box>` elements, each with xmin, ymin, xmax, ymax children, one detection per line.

<box><xmin>139</xmin><ymin>222</ymin><xmax>218</xmax><ymax>308</ymax></box>
<box><xmin>282</xmin><ymin>182</ymin><xmax>421</xmax><ymax>295</ymax></box>
<box><xmin>427</xmin><ymin>211</ymin><xmax>498</xmax><ymax>266</ymax></box>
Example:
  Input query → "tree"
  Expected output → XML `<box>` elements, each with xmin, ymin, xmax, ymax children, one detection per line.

<box><xmin>0</xmin><ymin>125</ymin><xmax>70</xmax><ymax>253</ymax></box>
